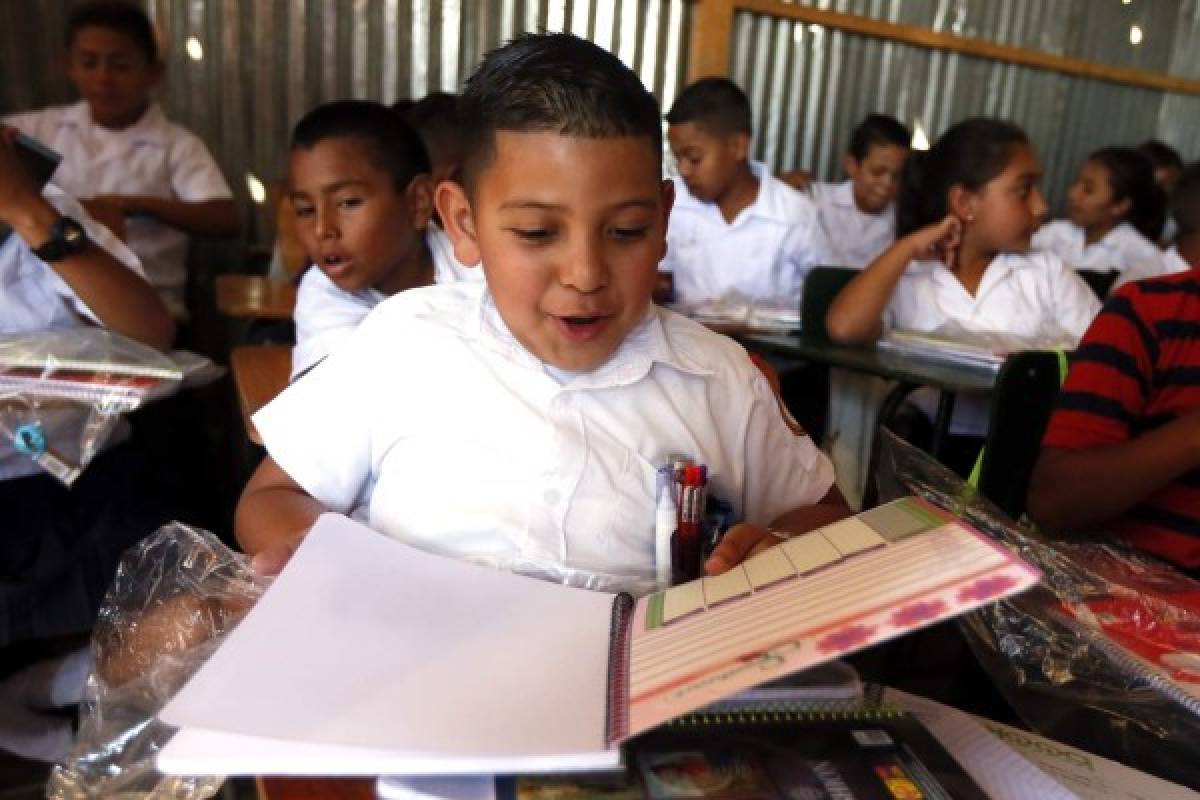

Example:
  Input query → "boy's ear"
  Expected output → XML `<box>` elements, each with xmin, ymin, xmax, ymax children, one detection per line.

<box><xmin>404</xmin><ymin>174</ymin><xmax>435</xmax><ymax>231</ymax></box>
<box><xmin>658</xmin><ymin>179</ymin><xmax>675</xmax><ymax>261</ymax></box>
<box><xmin>434</xmin><ymin>181</ymin><xmax>482</xmax><ymax>267</ymax></box>
<box><xmin>842</xmin><ymin>154</ymin><xmax>860</xmax><ymax>180</ymax></box>
<box><xmin>730</xmin><ymin>132</ymin><xmax>751</xmax><ymax>162</ymax></box>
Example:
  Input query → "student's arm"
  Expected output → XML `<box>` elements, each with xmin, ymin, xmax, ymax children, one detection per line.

<box><xmin>705</xmin><ymin>486</ymin><xmax>851</xmax><ymax>574</ymax></box>
<box><xmin>825</xmin><ymin>215</ymin><xmax>961</xmax><ymax>345</ymax></box>
<box><xmin>0</xmin><ymin>129</ymin><xmax>174</xmax><ymax>350</ymax></box>
<box><xmin>1028</xmin><ymin>413</ymin><xmax>1200</xmax><ymax>533</ymax></box>
<box><xmin>89</xmin><ymin>194</ymin><xmax>241</xmax><ymax>238</ymax></box>
<box><xmin>235</xmin><ymin>455</ymin><xmax>328</xmax><ymax>575</ymax></box>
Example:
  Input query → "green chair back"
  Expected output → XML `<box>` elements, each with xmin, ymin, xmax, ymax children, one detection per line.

<box><xmin>801</xmin><ymin>267</ymin><xmax>858</xmax><ymax>344</ymax></box>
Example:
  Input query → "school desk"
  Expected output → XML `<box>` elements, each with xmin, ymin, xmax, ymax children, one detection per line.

<box><xmin>230</xmin><ymin>345</ymin><xmax>291</xmax><ymax>445</ymax></box>
<box><xmin>216</xmin><ymin>275</ymin><xmax>298</xmax><ymax>320</ymax></box>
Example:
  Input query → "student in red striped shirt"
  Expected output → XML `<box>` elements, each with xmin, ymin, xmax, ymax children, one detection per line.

<box><xmin>1029</xmin><ymin>267</ymin><xmax>1200</xmax><ymax>573</ymax></box>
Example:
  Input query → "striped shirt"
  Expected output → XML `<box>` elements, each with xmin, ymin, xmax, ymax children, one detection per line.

<box><xmin>1043</xmin><ymin>272</ymin><xmax>1200</xmax><ymax>567</ymax></box>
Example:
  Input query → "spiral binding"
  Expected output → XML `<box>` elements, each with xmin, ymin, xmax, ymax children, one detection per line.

<box><xmin>666</xmin><ymin>701</ymin><xmax>906</xmax><ymax>728</ymax></box>
<box><xmin>605</xmin><ymin>592</ymin><xmax>636</xmax><ymax>743</ymax></box>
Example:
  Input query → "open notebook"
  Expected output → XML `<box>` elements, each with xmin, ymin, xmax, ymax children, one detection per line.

<box><xmin>158</xmin><ymin>498</ymin><xmax>1040</xmax><ymax>776</ymax></box>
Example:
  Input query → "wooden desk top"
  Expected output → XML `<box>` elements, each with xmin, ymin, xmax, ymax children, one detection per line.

<box><xmin>216</xmin><ymin>275</ymin><xmax>298</xmax><ymax>320</ymax></box>
<box><xmin>255</xmin><ymin>776</ymin><xmax>376</xmax><ymax>799</ymax></box>
<box><xmin>231</xmin><ymin>345</ymin><xmax>292</xmax><ymax>445</ymax></box>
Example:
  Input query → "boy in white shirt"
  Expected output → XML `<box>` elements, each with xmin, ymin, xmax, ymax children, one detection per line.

<box><xmin>287</xmin><ymin>101</ymin><xmax>474</xmax><ymax>379</ymax></box>
<box><xmin>5</xmin><ymin>1</ymin><xmax>239</xmax><ymax>321</ymax></box>
<box><xmin>236</xmin><ymin>33</ymin><xmax>846</xmax><ymax>592</ymax></box>
<box><xmin>1115</xmin><ymin>163</ymin><xmax>1200</xmax><ymax>289</ymax></box>
<box><xmin>660</xmin><ymin>78</ymin><xmax>829</xmax><ymax>309</ymax></box>
<box><xmin>809</xmin><ymin>114</ymin><xmax>910</xmax><ymax>268</ymax></box>
<box><xmin>0</xmin><ymin>125</ymin><xmax>174</xmax><ymax>761</ymax></box>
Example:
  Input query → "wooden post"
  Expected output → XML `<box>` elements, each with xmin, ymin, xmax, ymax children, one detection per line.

<box><xmin>686</xmin><ymin>0</ymin><xmax>736</xmax><ymax>82</ymax></box>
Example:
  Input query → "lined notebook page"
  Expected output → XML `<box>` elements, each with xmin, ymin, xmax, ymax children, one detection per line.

<box><xmin>623</xmin><ymin>500</ymin><xmax>1040</xmax><ymax>738</ymax></box>
<box><xmin>159</xmin><ymin>513</ymin><xmax>620</xmax><ymax>775</ymax></box>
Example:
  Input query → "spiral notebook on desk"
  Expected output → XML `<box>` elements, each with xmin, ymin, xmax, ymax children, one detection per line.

<box><xmin>157</xmin><ymin>498</ymin><xmax>1040</xmax><ymax>776</ymax></box>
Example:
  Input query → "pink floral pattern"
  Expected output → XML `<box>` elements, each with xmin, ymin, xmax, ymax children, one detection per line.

<box><xmin>891</xmin><ymin>600</ymin><xmax>948</xmax><ymax>628</ymax></box>
<box><xmin>957</xmin><ymin>575</ymin><xmax>1017</xmax><ymax>604</ymax></box>
<box><xmin>816</xmin><ymin>624</ymin><xmax>878</xmax><ymax>654</ymax></box>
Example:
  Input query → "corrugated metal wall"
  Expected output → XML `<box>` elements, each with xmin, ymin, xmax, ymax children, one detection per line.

<box><xmin>2</xmin><ymin>0</ymin><xmax>1199</xmax><ymax>242</ymax></box>
<box><xmin>730</xmin><ymin>0</ymin><xmax>1200</xmax><ymax>213</ymax></box>
<box><xmin>0</xmin><ymin>0</ymin><xmax>691</xmax><ymax>247</ymax></box>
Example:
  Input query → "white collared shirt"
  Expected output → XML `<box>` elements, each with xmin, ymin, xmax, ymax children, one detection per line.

<box><xmin>5</xmin><ymin>101</ymin><xmax>233</xmax><ymax>317</ymax></box>
<box><xmin>886</xmin><ymin>250</ymin><xmax>1100</xmax><ymax>340</ymax></box>
<box><xmin>1032</xmin><ymin>219</ymin><xmax>1164</xmax><ymax>275</ymax></box>
<box><xmin>257</xmin><ymin>281</ymin><xmax>834</xmax><ymax>594</ymax></box>
<box><xmin>0</xmin><ymin>185</ymin><xmax>145</xmax><ymax>481</ymax></box>
<box><xmin>662</xmin><ymin>161</ymin><xmax>830</xmax><ymax>307</ymax></box>
<box><xmin>290</xmin><ymin>228</ymin><xmax>481</xmax><ymax>378</ymax></box>
<box><xmin>809</xmin><ymin>180</ymin><xmax>896</xmax><ymax>268</ymax></box>
<box><xmin>1113</xmin><ymin>244</ymin><xmax>1192</xmax><ymax>291</ymax></box>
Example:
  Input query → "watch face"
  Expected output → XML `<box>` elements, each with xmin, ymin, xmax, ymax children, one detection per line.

<box><xmin>64</xmin><ymin>222</ymin><xmax>85</xmax><ymax>244</ymax></box>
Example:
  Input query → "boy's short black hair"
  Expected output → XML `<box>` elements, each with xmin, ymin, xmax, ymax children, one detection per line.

<box><xmin>66</xmin><ymin>1</ymin><xmax>159</xmax><ymax>64</ymax></box>
<box><xmin>404</xmin><ymin>91</ymin><xmax>462</xmax><ymax>171</ymax></box>
<box><xmin>290</xmin><ymin>101</ymin><xmax>431</xmax><ymax>191</ymax></box>
<box><xmin>1171</xmin><ymin>163</ymin><xmax>1200</xmax><ymax>239</ymax></box>
<box><xmin>665</xmin><ymin>77</ymin><xmax>752</xmax><ymax>137</ymax></box>
<box><xmin>848</xmin><ymin>114</ymin><xmax>910</xmax><ymax>161</ymax></box>
<box><xmin>457</xmin><ymin>33</ymin><xmax>662</xmax><ymax>190</ymax></box>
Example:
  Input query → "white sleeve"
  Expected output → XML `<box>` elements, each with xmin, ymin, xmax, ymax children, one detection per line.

<box><xmin>39</xmin><ymin>185</ymin><xmax>146</xmax><ymax>323</ymax></box>
<box><xmin>167</xmin><ymin>129</ymin><xmax>233</xmax><ymax>202</ymax></box>
<box><xmin>254</xmin><ymin>310</ymin><xmax>392</xmax><ymax>514</ymax></box>
<box><xmin>738</xmin><ymin>369</ymin><xmax>836</xmax><ymax>526</ymax></box>
<box><xmin>291</xmin><ymin>269</ymin><xmax>375</xmax><ymax>379</ymax></box>
<box><xmin>2</xmin><ymin>109</ymin><xmax>52</xmax><ymax>140</ymax></box>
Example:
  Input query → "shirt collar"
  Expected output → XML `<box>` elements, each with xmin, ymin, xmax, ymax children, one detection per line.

<box><xmin>742</xmin><ymin>161</ymin><xmax>794</xmax><ymax>225</ymax></box>
<box><xmin>831</xmin><ymin>180</ymin><xmax>857</xmax><ymax>209</ymax></box>
<box><xmin>466</xmin><ymin>287</ymin><xmax>712</xmax><ymax>389</ymax></box>
<box><xmin>65</xmin><ymin>100</ymin><xmax>168</xmax><ymax>146</ymax></box>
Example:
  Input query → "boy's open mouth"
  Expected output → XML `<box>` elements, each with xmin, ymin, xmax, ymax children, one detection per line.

<box><xmin>554</xmin><ymin>314</ymin><xmax>612</xmax><ymax>342</ymax></box>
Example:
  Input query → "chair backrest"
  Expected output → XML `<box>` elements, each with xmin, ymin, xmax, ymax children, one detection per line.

<box><xmin>801</xmin><ymin>266</ymin><xmax>858</xmax><ymax>344</ymax></box>
<box><xmin>977</xmin><ymin>351</ymin><xmax>1064</xmax><ymax>519</ymax></box>
<box><xmin>1078</xmin><ymin>269</ymin><xmax>1119</xmax><ymax>300</ymax></box>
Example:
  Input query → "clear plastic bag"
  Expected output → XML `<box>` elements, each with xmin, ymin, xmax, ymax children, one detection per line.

<box><xmin>46</xmin><ymin>523</ymin><xmax>265</xmax><ymax>800</ymax></box>
<box><xmin>0</xmin><ymin>328</ymin><xmax>182</xmax><ymax>485</ymax></box>
<box><xmin>874</xmin><ymin>428</ymin><xmax>1200</xmax><ymax>787</ymax></box>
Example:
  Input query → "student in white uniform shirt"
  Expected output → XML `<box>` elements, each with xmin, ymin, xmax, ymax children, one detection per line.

<box><xmin>0</xmin><ymin>126</ymin><xmax>174</xmax><ymax>762</ymax></box>
<box><xmin>809</xmin><ymin>114</ymin><xmax>911</xmax><ymax>269</ymax></box>
<box><xmin>1032</xmin><ymin>147</ymin><xmax>1166</xmax><ymax>281</ymax></box>
<box><xmin>1115</xmin><ymin>163</ymin><xmax>1200</xmax><ymax>290</ymax></box>
<box><xmin>826</xmin><ymin>119</ymin><xmax>1099</xmax><ymax>471</ymax></box>
<box><xmin>236</xmin><ymin>34</ymin><xmax>847</xmax><ymax>592</ymax></box>
<box><xmin>287</xmin><ymin>101</ymin><xmax>479</xmax><ymax>379</ymax></box>
<box><xmin>4</xmin><ymin>1</ymin><xmax>239</xmax><ymax>321</ymax></box>
<box><xmin>660</xmin><ymin>78</ymin><xmax>830</xmax><ymax>308</ymax></box>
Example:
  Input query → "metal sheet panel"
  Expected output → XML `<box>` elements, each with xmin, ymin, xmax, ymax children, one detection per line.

<box><xmin>0</xmin><ymin>0</ymin><xmax>690</xmax><ymax>247</ymax></box>
<box><xmin>731</xmin><ymin>0</ymin><xmax>1198</xmax><ymax>213</ymax></box>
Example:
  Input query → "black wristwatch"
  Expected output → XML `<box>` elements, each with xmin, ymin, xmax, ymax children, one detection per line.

<box><xmin>32</xmin><ymin>216</ymin><xmax>89</xmax><ymax>262</ymax></box>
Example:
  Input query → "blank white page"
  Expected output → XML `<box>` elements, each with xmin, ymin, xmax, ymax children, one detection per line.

<box><xmin>158</xmin><ymin>513</ymin><xmax>618</xmax><ymax>774</ymax></box>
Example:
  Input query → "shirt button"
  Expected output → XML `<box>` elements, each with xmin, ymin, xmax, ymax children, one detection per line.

<box><xmin>544</xmin><ymin>489</ymin><xmax>561</xmax><ymax>505</ymax></box>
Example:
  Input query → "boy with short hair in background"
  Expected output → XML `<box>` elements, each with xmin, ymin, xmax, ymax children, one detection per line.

<box><xmin>660</xmin><ymin>77</ymin><xmax>830</xmax><ymax>309</ymax></box>
<box><xmin>5</xmin><ymin>0</ymin><xmax>239</xmax><ymax>321</ymax></box>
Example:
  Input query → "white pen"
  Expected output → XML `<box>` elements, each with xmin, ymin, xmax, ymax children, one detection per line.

<box><xmin>655</xmin><ymin>482</ymin><xmax>677</xmax><ymax>588</ymax></box>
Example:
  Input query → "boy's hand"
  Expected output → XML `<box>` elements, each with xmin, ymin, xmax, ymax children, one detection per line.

<box><xmin>249</xmin><ymin>532</ymin><xmax>307</xmax><ymax>576</ymax></box>
<box><xmin>909</xmin><ymin>214</ymin><xmax>962</xmax><ymax>268</ymax></box>
<box><xmin>704</xmin><ymin>523</ymin><xmax>779</xmax><ymax>575</ymax></box>
<box><xmin>0</xmin><ymin>126</ymin><xmax>41</xmax><ymax>223</ymax></box>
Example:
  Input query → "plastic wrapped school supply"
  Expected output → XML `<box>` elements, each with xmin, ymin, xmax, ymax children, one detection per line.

<box><xmin>46</xmin><ymin>522</ymin><xmax>264</xmax><ymax>800</ymax></box>
<box><xmin>0</xmin><ymin>328</ymin><xmax>182</xmax><ymax>485</ymax></box>
<box><xmin>873</xmin><ymin>429</ymin><xmax>1200</xmax><ymax>788</ymax></box>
